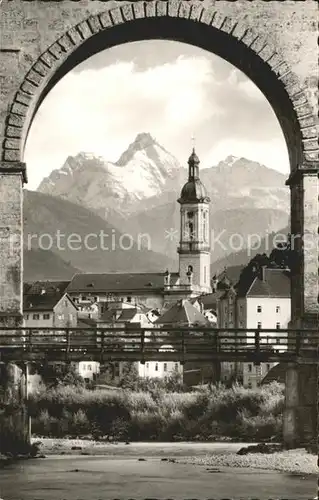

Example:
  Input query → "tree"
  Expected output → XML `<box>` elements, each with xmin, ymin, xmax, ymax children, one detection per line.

<box><xmin>269</xmin><ymin>233</ymin><xmax>298</xmax><ymax>272</ymax></box>
<box><xmin>118</xmin><ymin>362</ymin><xmax>140</xmax><ymax>390</ymax></box>
<box><xmin>37</xmin><ymin>362</ymin><xmax>85</xmax><ymax>388</ymax></box>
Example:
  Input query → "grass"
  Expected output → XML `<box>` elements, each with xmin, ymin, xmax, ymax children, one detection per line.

<box><xmin>28</xmin><ymin>382</ymin><xmax>285</xmax><ymax>442</ymax></box>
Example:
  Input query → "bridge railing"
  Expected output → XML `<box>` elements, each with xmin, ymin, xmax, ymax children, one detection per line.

<box><xmin>0</xmin><ymin>327</ymin><xmax>318</xmax><ymax>362</ymax></box>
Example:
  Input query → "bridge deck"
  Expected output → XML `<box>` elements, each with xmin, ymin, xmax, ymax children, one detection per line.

<box><xmin>0</xmin><ymin>327</ymin><xmax>318</xmax><ymax>364</ymax></box>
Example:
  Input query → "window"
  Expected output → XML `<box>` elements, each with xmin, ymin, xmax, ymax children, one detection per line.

<box><xmin>69</xmin><ymin>314</ymin><xmax>73</xmax><ymax>321</ymax></box>
<box><xmin>276</xmin><ymin>322</ymin><xmax>281</xmax><ymax>330</ymax></box>
<box><xmin>57</xmin><ymin>314</ymin><xmax>64</xmax><ymax>320</ymax></box>
<box><xmin>127</xmin><ymin>296</ymin><xmax>132</xmax><ymax>303</ymax></box>
<box><xmin>257</xmin><ymin>322</ymin><xmax>262</xmax><ymax>329</ymax></box>
<box><xmin>248</xmin><ymin>364</ymin><xmax>252</xmax><ymax>373</ymax></box>
<box><xmin>146</xmin><ymin>363</ymin><xmax>149</xmax><ymax>369</ymax></box>
<box><xmin>248</xmin><ymin>382</ymin><xmax>252</xmax><ymax>389</ymax></box>
<box><xmin>266</xmin><ymin>364</ymin><xmax>270</xmax><ymax>372</ymax></box>
<box><xmin>43</xmin><ymin>313</ymin><xmax>50</xmax><ymax>320</ymax></box>
<box><xmin>32</xmin><ymin>314</ymin><xmax>39</xmax><ymax>320</ymax></box>
<box><xmin>276</xmin><ymin>306</ymin><xmax>280</xmax><ymax>313</ymax></box>
<box><xmin>25</xmin><ymin>314</ymin><xmax>29</xmax><ymax>320</ymax></box>
<box><xmin>163</xmin><ymin>363</ymin><xmax>167</xmax><ymax>372</ymax></box>
<box><xmin>87</xmin><ymin>364</ymin><xmax>92</xmax><ymax>371</ymax></box>
<box><xmin>175</xmin><ymin>363</ymin><xmax>179</xmax><ymax>371</ymax></box>
<box><xmin>257</xmin><ymin>305</ymin><xmax>262</xmax><ymax>313</ymax></box>
<box><xmin>82</xmin><ymin>364</ymin><xmax>86</xmax><ymax>370</ymax></box>
<box><xmin>65</xmin><ymin>300</ymin><xmax>68</xmax><ymax>307</ymax></box>
<box><xmin>155</xmin><ymin>363</ymin><xmax>158</xmax><ymax>372</ymax></box>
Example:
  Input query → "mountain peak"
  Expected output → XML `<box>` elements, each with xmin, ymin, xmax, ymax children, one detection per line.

<box><xmin>116</xmin><ymin>132</ymin><xmax>159</xmax><ymax>166</ymax></box>
<box><xmin>134</xmin><ymin>132</ymin><xmax>157</xmax><ymax>147</ymax></box>
<box><xmin>224</xmin><ymin>155</ymin><xmax>240</xmax><ymax>166</ymax></box>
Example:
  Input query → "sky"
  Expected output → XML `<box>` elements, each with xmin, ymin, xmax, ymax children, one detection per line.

<box><xmin>25</xmin><ymin>40</ymin><xmax>290</xmax><ymax>190</ymax></box>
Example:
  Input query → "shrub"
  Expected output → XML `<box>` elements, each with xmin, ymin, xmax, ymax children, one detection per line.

<box><xmin>71</xmin><ymin>410</ymin><xmax>90</xmax><ymax>436</ymax></box>
<box><xmin>29</xmin><ymin>381</ymin><xmax>284</xmax><ymax>442</ymax></box>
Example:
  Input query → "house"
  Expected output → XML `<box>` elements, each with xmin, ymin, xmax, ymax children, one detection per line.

<box><xmin>23</xmin><ymin>281</ymin><xmax>78</xmax><ymax>330</ymax></box>
<box><xmin>154</xmin><ymin>298</ymin><xmax>218</xmax><ymax>385</ymax></box>
<box><xmin>94</xmin><ymin>300</ymin><xmax>154</xmax><ymax>383</ymax></box>
<box><xmin>217</xmin><ymin>266</ymin><xmax>291</xmax><ymax>388</ymax></box>
<box><xmin>23</xmin><ymin>281</ymin><xmax>102</xmax><ymax>383</ymax></box>
<box><xmin>71</xmin><ymin>317</ymin><xmax>100</xmax><ymax>382</ymax></box>
<box><xmin>139</xmin><ymin>344</ymin><xmax>182</xmax><ymax>379</ymax></box>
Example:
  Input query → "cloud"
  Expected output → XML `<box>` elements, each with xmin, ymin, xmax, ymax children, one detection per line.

<box><xmin>25</xmin><ymin>40</ymin><xmax>289</xmax><ymax>190</ymax></box>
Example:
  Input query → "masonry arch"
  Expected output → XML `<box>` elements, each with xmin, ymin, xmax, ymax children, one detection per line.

<box><xmin>2</xmin><ymin>1</ymin><xmax>318</xmax><ymax>173</ymax></box>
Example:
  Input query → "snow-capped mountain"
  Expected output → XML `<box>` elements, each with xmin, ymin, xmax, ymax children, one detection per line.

<box><xmin>30</xmin><ymin>135</ymin><xmax>292</xmax><ymax>279</ymax></box>
<box><xmin>38</xmin><ymin>133</ymin><xmax>186</xmax><ymax>218</ymax></box>
<box><xmin>38</xmin><ymin>133</ymin><xmax>290</xmax><ymax>220</ymax></box>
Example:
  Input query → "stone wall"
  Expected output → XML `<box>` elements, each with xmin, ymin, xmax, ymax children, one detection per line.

<box><xmin>0</xmin><ymin>0</ymin><xmax>318</xmax><ymax>165</ymax></box>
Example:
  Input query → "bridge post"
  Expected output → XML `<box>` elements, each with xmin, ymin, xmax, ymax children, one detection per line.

<box><xmin>283</xmin><ymin>168</ymin><xmax>318</xmax><ymax>449</ymax></box>
<box><xmin>0</xmin><ymin>162</ymin><xmax>28</xmax><ymax>453</ymax></box>
<box><xmin>283</xmin><ymin>359</ymin><xmax>317</xmax><ymax>449</ymax></box>
<box><xmin>283</xmin><ymin>316</ymin><xmax>318</xmax><ymax>449</ymax></box>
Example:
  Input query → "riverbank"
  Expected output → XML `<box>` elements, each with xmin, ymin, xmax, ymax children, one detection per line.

<box><xmin>177</xmin><ymin>449</ymin><xmax>318</xmax><ymax>475</ymax></box>
<box><xmin>27</xmin><ymin>438</ymin><xmax>318</xmax><ymax>476</ymax></box>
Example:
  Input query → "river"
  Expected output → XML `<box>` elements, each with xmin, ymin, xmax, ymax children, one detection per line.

<box><xmin>0</xmin><ymin>443</ymin><xmax>316</xmax><ymax>500</ymax></box>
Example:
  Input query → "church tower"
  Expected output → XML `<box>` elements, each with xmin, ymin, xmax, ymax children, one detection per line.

<box><xmin>177</xmin><ymin>148</ymin><xmax>211</xmax><ymax>294</ymax></box>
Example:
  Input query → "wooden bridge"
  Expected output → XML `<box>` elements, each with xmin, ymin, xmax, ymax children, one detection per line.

<box><xmin>0</xmin><ymin>326</ymin><xmax>318</xmax><ymax>364</ymax></box>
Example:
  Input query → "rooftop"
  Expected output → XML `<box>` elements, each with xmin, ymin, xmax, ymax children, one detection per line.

<box><xmin>246</xmin><ymin>268</ymin><xmax>291</xmax><ymax>298</ymax></box>
<box><xmin>67</xmin><ymin>272</ymin><xmax>179</xmax><ymax>293</ymax></box>
<box><xmin>155</xmin><ymin>298</ymin><xmax>210</xmax><ymax>326</ymax></box>
<box><xmin>99</xmin><ymin>307</ymin><xmax>142</xmax><ymax>323</ymax></box>
<box><xmin>23</xmin><ymin>281</ymin><xmax>75</xmax><ymax>311</ymax></box>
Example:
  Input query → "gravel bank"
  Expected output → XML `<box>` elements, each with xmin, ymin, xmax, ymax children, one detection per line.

<box><xmin>32</xmin><ymin>438</ymin><xmax>318</xmax><ymax>476</ymax></box>
<box><xmin>177</xmin><ymin>449</ymin><xmax>318</xmax><ymax>475</ymax></box>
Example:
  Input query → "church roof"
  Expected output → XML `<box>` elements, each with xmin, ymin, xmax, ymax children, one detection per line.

<box><xmin>178</xmin><ymin>147</ymin><xmax>210</xmax><ymax>204</ymax></box>
<box><xmin>155</xmin><ymin>299</ymin><xmax>210</xmax><ymax>326</ymax></box>
<box><xmin>178</xmin><ymin>178</ymin><xmax>210</xmax><ymax>204</ymax></box>
<box><xmin>67</xmin><ymin>272</ymin><xmax>179</xmax><ymax>294</ymax></box>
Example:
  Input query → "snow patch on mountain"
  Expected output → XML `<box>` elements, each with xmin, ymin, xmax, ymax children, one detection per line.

<box><xmin>38</xmin><ymin>133</ymin><xmax>186</xmax><ymax>215</ymax></box>
<box><xmin>37</xmin><ymin>132</ymin><xmax>289</xmax><ymax>220</ymax></box>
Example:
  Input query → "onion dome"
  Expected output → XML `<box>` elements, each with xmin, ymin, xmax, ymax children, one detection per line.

<box><xmin>178</xmin><ymin>148</ymin><xmax>210</xmax><ymax>204</ymax></box>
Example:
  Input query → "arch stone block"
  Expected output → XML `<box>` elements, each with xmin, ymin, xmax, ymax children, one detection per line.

<box><xmin>0</xmin><ymin>1</ymin><xmax>316</xmax><ymax>168</ymax></box>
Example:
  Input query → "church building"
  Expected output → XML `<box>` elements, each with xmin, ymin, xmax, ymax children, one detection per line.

<box><xmin>66</xmin><ymin>148</ymin><xmax>212</xmax><ymax>311</ymax></box>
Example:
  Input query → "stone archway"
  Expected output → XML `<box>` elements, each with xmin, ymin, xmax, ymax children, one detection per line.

<box><xmin>2</xmin><ymin>2</ymin><xmax>318</xmax><ymax>170</ymax></box>
<box><xmin>0</xmin><ymin>1</ymin><xmax>317</xmax><ymax>324</ymax></box>
<box><xmin>0</xmin><ymin>0</ymin><xmax>318</xmax><ymax>451</ymax></box>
